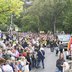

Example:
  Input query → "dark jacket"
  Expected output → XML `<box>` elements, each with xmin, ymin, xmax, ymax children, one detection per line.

<box><xmin>50</xmin><ymin>41</ymin><xmax>54</xmax><ymax>48</ymax></box>
<box><xmin>26</xmin><ymin>56</ymin><xmax>32</xmax><ymax>65</ymax></box>
<box><xmin>56</xmin><ymin>59</ymin><xmax>65</xmax><ymax>71</ymax></box>
<box><xmin>22</xmin><ymin>41</ymin><xmax>28</xmax><ymax>48</ymax></box>
<box><xmin>37</xmin><ymin>50</ymin><xmax>45</xmax><ymax>60</ymax></box>
<box><xmin>59</xmin><ymin>44</ymin><xmax>64</xmax><ymax>50</ymax></box>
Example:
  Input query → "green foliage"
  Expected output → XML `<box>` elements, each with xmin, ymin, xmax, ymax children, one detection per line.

<box><xmin>28</xmin><ymin>0</ymin><xmax>67</xmax><ymax>32</ymax></box>
<box><xmin>27</xmin><ymin>0</ymin><xmax>72</xmax><ymax>33</ymax></box>
<box><xmin>1</xmin><ymin>0</ymin><xmax>72</xmax><ymax>33</ymax></box>
<box><xmin>0</xmin><ymin>0</ymin><xmax>24</xmax><ymax>24</ymax></box>
<box><xmin>0</xmin><ymin>23</ymin><xmax>8</xmax><ymax>31</ymax></box>
<box><xmin>63</xmin><ymin>11</ymin><xmax>72</xmax><ymax>33</ymax></box>
<box><xmin>21</xmin><ymin>14</ymin><xmax>39</xmax><ymax>32</ymax></box>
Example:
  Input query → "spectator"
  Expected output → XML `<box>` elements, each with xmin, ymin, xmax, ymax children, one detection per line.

<box><xmin>54</xmin><ymin>42</ymin><xmax>59</xmax><ymax>56</ymax></box>
<box><xmin>37</xmin><ymin>47</ymin><xmax>45</xmax><ymax>69</ymax></box>
<box><xmin>0</xmin><ymin>32</ymin><xmax>51</xmax><ymax>71</ymax></box>
<box><xmin>0</xmin><ymin>67</ymin><xmax>2</xmax><ymax>72</ymax></box>
<box><xmin>20</xmin><ymin>56</ymin><xmax>29</xmax><ymax>72</ymax></box>
<box><xmin>50</xmin><ymin>40</ymin><xmax>55</xmax><ymax>52</ymax></box>
<box><xmin>59</xmin><ymin>41</ymin><xmax>64</xmax><ymax>53</ymax></box>
<box><xmin>11</xmin><ymin>48</ymin><xmax>19</xmax><ymax>58</ymax></box>
<box><xmin>22</xmin><ymin>50</ymin><xmax>27</xmax><ymax>57</ymax></box>
<box><xmin>15</xmin><ymin>61</ymin><xmax>20</xmax><ymax>72</ymax></box>
<box><xmin>22</xmin><ymin>40</ymin><xmax>28</xmax><ymax>48</ymax></box>
<box><xmin>2</xmin><ymin>60</ymin><xmax>14</xmax><ymax>72</ymax></box>
<box><xmin>32</xmin><ymin>50</ymin><xmax>38</xmax><ymax>68</ymax></box>
<box><xmin>0</xmin><ymin>49</ymin><xmax>3</xmax><ymax>58</ymax></box>
<box><xmin>26</xmin><ymin>53</ymin><xmax>32</xmax><ymax>71</ymax></box>
<box><xmin>10</xmin><ymin>57</ymin><xmax>16</xmax><ymax>72</ymax></box>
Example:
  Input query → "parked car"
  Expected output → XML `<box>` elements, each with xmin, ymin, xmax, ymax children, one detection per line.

<box><xmin>57</xmin><ymin>34</ymin><xmax>71</xmax><ymax>50</ymax></box>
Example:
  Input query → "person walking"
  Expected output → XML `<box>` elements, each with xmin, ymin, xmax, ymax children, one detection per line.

<box><xmin>37</xmin><ymin>47</ymin><xmax>45</xmax><ymax>69</ymax></box>
<box><xmin>50</xmin><ymin>40</ymin><xmax>55</xmax><ymax>52</ymax></box>
<box><xmin>59</xmin><ymin>41</ymin><xmax>64</xmax><ymax>53</ymax></box>
<box><xmin>55</xmin><ymin>42</ymin><xmax>59</xmax><ymax>56</ymax></box>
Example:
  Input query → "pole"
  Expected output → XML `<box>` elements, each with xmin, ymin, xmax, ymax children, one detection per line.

<box><xmin>10</xmin><ymin>14</ymin><xmax>13</xmax><ymax>35</ymax></box>
<box><xmin>11</xmin><ymin>14</ymin><xmax>13</xmax><ymax>26</ymax></box>
<box><xmin>54</xmin><ymin>17</ymin><xmax>56</xmax><ymax>34</ymax></box>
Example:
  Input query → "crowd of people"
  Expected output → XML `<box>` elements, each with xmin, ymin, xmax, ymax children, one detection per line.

<box><xmin>0</xmin><ymin>32</ymin><xmax>49</xmax><ymax>72</ymax></box>
<box><xmin>0</xmin><ymin>32</ymin><xmax>71</xmax><ymax>72</ymax></box>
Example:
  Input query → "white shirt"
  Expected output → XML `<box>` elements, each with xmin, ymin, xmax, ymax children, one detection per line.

<box><xmin>2</xmin><ymin>64</ymin><xmax>13</xmax><ymax>72</ymax></box>
<box><xmin>32</xmin><ymin>39</ymin><xmax>36</xmax><ymax>44</ymax></box>
<box><xmin>36</xmin><ymin>40</ymin><xmax>39</xmax><ymax>46</ymax></box>
<box><xmin>0</xmin><ymin>53</ymin><xmax>2</xmax><ymax>58</ymax></box>
<box><xmin>40</xmin><ymin>47</ymin><xmax>44</xmax><ymax>51</ymax></box>
<box><xmin>11</xmin><ymin>50</ymin><xmax>19</xmax><ymax>57</ymax></box>
<box><xmin>21</xmin><ymin>60</ymin><xmax>26</xmax><ymax>66</ymax></box>
<box><xmin>0</xmin><ymin>68</ymin><xmax>2</xmax><ymax>72</ymax></box>
<box><xmin>0</xmin><ymin>41</ymin><xmax>6</xmax><ymax>49</ymax></box>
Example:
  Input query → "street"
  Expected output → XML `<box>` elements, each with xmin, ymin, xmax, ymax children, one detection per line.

<box><xmin>31</xmin><ymin>48</ymin><xmax>58</xmax><ymax>72</ymax></box>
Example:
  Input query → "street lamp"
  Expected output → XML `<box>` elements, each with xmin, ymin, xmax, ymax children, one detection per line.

<box><xmin>11</xmin><ymin>14</ymin><xmax>13</xmax><ymax>26</ymax></box>
<box><xmin>9</xmin><ymin>14</ymin><xmax>14</xmax><ymax>35</ymax></box>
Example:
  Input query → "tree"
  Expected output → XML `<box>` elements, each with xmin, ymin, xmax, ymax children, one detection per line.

<box><xmin>0</xmin><ymin>0</ymin><xmax>24</xmax><ymax>24</ymax></box>
<box><xmin>21</xmin><ymin>14</ymin><xmax>39</xmax><ymax>32</ymax></box>
<box><xmin>27</xmin><ymin>0</ymin><xmax>72</xmax><ymax>33</ymax></box>
<box><xmin>28</xmin><ymin>0</ymin><xmax>67</xmax><ymax>32</ymax></box>
<box><xmin>63</xmin><ymin>0</ymin><xmax>72</xmax><ymax>33</ymax></box>
<box><xmin>10</xmin><ymin>0</ymin><xmax>72</xmax><ymax>33</ymax></box>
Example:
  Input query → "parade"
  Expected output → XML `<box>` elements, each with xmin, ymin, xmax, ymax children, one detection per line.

<box><xmin>0</xmin><ymin>0</ymin><xmax>72</xmax><ymax>72</ymax></box>
<box><xmin>0</xmin><ymin>31</ymin><xmax>72</xmax><ymax>72</ymax></box>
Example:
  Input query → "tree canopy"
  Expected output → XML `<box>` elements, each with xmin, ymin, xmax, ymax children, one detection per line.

<box><xmin>0</xmin><ymin>0</ymin><xmax>72</xmax><ymax>33</ymax></box>
<box><xmin>0</xmin><ymin>0</ymin><xmax>24</xmax><ymax>31</ymax></box>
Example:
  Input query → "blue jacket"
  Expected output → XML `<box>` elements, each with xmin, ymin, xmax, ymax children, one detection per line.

<box><xmin>37</xmin><ymin>50</ymin><xmax>45</xmax><ymax>60</ymax></box>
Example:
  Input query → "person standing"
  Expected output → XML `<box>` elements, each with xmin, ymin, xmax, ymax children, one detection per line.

<box><xmin>20</xmin><ymin>56</ymin><xmax>29</xmax><ymax>72</ymax></box>
<box><xmin>68</xmin><ymin>36</ymin><xmax>72</xmax><ymax>55</ymax></box>
<box><xmin>2</xmin><ymin>61</ymin><xmax>14</xmax><ymax>72</ymax></box>
<box><xmin>26</xmin><ymin>53</ymin><xmax>32</xmax><ymax>71</ymax></box>
<box><xmin>37</xmin><ymin>47</ymin><xmax>45</xmax><ymax>69</ymax></box>
<box><xmin>32</xmin><ymin>50</ymin><xmax>38</xmax><ymax>68</ymax></box>
<box><xmin>59</xmin><ymin>41</ymin><xmax>64</xmax><ymax>53</ymax></box>
<box><xmin>50</xmin><ymin>40</ymin><xmax>55</xmax><ymax>52</ymax></box>
<box><xmin>55</xmin><ymin>41</ymin><xmax>59</xmax><ymax>56</ymax></box>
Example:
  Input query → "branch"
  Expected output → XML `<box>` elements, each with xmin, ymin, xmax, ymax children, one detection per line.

<box><xmin>56</xmin><ymin>5</ymin><xmax>66</xmax><ymax>17</ymax></box>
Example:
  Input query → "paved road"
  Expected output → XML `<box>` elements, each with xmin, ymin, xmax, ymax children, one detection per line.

<box><xmin>31</xmin><ymin>48</ymin><xmax>58</xmax><ymax>72</ymax></box>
